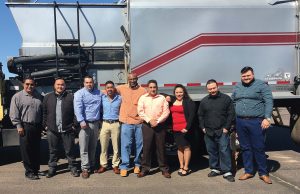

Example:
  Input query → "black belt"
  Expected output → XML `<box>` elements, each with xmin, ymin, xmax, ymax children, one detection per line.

<box><xmin>22</xmin><ymin>122</ymin><xmax>41</xmax><ymax>126</ymax></box>
<box><xmin>86</xmin><ymin>120</ymin><xmax>99</xmax><ymax>123</ymax></box>
<box><xmin>103</xmin><ymin>120</ymin><xmax>119</xmax><ymax>124</ymax></box>
<box><xmin>237</xmin><ymin>116</ymin><xmax>263</xmax><ymax>120</ymax></box>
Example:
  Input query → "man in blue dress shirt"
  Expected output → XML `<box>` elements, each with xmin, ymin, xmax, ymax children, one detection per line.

<box><xmin>74</xmin><ymin>75</ymin><xmax>102</xmax><ymax>179</ymax></box>
<box><xmin>95</xmin><ymin>81</ymin><xmax>122</xmax><ymax>174</ymax></box>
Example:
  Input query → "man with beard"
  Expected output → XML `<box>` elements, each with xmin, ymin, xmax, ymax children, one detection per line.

<box><xmin>232</xmin><ymin>66</ymin><xmax>273</xmax><ymax>184</ymax></box>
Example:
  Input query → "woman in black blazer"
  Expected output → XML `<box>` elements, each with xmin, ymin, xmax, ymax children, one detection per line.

<box><xmin>169</xmin><ymin>84</ymin><xmax>196</xmax><ymax>176</ymax></box>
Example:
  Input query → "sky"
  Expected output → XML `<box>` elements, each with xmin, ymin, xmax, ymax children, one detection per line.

<box><xmin>0</xmin><ymin>0</ymin><xmax>116</xmax><ymax>79</ymax></box>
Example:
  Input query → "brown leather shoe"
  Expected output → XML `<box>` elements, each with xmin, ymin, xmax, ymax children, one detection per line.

<box><xmin>113</xmin><ymin>167</ymin><xmax>120</xmax><ymax>174</ymax></box>
<box><xmin>137</xmin><ymin>171</ymin><xmax>149</xmax><ymax>178</ymax></box>
<box><xmin>238</xmin><ymin>173</ymin><xmax>254</xmax><ymax>180</ymax></box>
<box><xmin>259</xmin><ymin>175</ymin><xmax>272</xmax><ymax>184</ymax></box>
<box><xmin>96</xmin><ymin>166</ymin><xmax>106</xmax><ymax>174</ymax></box>
<box><xmin>162</xmin><ymin>171</ymin><xmax>171</xmax><ymax>178</ymax></box>
<box><xmin>81</xmin><ymin>169</ymin><xmax>90</xmax><ymax>179</ymax></box>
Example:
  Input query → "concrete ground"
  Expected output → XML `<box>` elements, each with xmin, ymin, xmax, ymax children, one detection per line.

<box><xmin>0</xmin><ymin>125</ymin><xmax>300</xmax><ymax>194</ymax></box>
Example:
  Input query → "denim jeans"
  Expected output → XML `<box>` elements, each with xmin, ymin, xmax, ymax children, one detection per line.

<box><xmin>204</xmin><ymin>132</ymin><xmax>232</xmax><ymax>173</ymax></box>
<box><xmin>119</xmin><ymin>123</ymin><xmax>143</xmax><ymax>170</ymax></box>
<box><xmin>236</xmin><ymin>117</ymin><xmax>268</xmax><ymax>176</ymax></box>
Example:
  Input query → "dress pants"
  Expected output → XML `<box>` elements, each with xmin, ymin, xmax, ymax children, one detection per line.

<box><xmin>79</xmin><ymin>121</ymin><xmax>99</xmax><ymax>171</ymax></box>
<box><xmin>141</xmin><ymin>123</ymin><xmax>169</xmax><ymax>173</ymax></box>
<box><xmin>236</xmin><ymin>117</ymin><xmax>268</xmax><ymax>176</ymax></box>
<box><xmin>99</xmin><ymin>122</ymin><xmax>120</xmax><ymax>168</ymax></box>
<box><xmin>204</xmin><ymin>133</ymin><xmax>232</xmax><ymax>173</ymax></box>
<box><xmin>20</xmin><ymin>123</ymin><xmax>41</xmax><ymax>175</ymax></box>
<box><xmin>47</xmin><ymin>130</ymin><xmax>77</xmax><ymax>171</ymax></box>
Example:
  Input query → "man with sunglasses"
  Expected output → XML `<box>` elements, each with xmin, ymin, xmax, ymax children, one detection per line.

<box><xmin>10</xmin><ymin>77</ymin><xmax>43</xmax><ymax>180</ymax></box>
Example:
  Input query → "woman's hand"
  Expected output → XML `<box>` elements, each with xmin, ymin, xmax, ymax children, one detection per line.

<box><xmin>181</xmin><ymin>128</ymin><xmax>188</xmax><ymax>133</ymax></box>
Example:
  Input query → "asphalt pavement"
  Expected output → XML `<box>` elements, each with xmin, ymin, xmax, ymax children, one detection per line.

<box><xmin>0</xmin><ymin>125</ymin><xmax>300</xmax><ymax>194</ymax></box>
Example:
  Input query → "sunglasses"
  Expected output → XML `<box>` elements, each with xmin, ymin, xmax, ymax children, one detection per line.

<box><xmin>25</xmin><ymin>83</ymin><xmax>35</xmax><ymax>86</ymax></box>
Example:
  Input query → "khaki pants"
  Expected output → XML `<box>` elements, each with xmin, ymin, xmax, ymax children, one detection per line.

<box><xmin>99</xmin><ymin>122</ymin><xmax>120</xmax><ymax>168</ymax></box>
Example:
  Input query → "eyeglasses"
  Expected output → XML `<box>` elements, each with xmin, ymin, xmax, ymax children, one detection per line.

<box><xmin>25</xmin><ymin>83</ymin><xmax>34</xmax><ymax>86</ymax></box>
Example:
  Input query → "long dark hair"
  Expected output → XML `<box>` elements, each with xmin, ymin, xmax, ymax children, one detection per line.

<box><xmin>173</xmin><ymin>84</ymin><xmax>191</xmax><ymax>100</ymax></box>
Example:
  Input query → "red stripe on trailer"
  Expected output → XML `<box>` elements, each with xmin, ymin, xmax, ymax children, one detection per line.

<box><xmin>164</xmin><ymin>84</ymin><xmax>177</xmax><ymax>87</ymax></box>
<box><xmin>132</xmin><ymin>32</ymin><xmax>298</xmax><ymax>77</ymax></box>
<box><xmin>187</xmin><ymin>83</ymin><xmax>201</xmax><ymax>86</ymax></box>
<box><xmin>99</xmin><ymin>84</ymin><xmax>106</xmax><ymax>87</ymax></box>
<box><xmin>232</xmin><ymin>82</ymin><xmax>238</xmax><ymax>85</ymax></box>
<box><xmin>217</xmin><ymin>82</ymin><xmax>224</xmax><ymax>86</ymax></box>
<box><xmin>141</xmin><ymin>84</ymin><xmax>148</xmax><ymax>87</ymax></box>
<box><xmin>277</xmin><ymin>81</ymin><xmax>290</xmax><ymax>84</ymax></box>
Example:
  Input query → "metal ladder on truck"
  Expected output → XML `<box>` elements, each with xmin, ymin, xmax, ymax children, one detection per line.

<box><xmin>53</xmin><ymin>1</ymin><xmax>87</xmax><ymax>88</ymax></box>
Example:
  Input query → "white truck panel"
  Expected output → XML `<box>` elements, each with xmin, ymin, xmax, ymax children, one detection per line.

<box><xmin>130</xmin><ymin>0</ymin><xmax>297</xmax><ymax>85</ymax></box>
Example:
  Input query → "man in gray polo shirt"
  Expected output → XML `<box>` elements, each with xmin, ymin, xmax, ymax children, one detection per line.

<box><xmin>10</xmin><ymin>77</ymin><xmax>43</xmax><ymax>180</ymax></box>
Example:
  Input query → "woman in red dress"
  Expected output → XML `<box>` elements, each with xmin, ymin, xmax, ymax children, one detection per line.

<box><xmin>169</xmin><ymin>84</ymin><xmax>196</xmax><ymax>176</ymax></box>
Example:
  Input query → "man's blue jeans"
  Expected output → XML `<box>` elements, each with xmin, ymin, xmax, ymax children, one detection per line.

<box><xmin>236</xmin><ymin>117</ymin><xmax>268</xmax><ymax>176</ymax></box>
<box><xmin>204</xmin><ymin>132</ymin><xmax>232</xmax><ymax>173</ymax></box>
<box><xmin>119</xmin><ymin>123</ymin><xmax>143</xmax><ymax>170</ymax></box>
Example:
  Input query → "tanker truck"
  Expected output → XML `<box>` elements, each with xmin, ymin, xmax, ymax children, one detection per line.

<box><xmin>2</xmin><ymin>0</ymin><xmax>300</xmax><ymax>147</ymax></box>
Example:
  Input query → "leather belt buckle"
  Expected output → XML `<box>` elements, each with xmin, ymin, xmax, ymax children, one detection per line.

<box><xmin>103</xmin><ymin>120</ymin><xmax>118</xmax><ymax>124</ymax></box>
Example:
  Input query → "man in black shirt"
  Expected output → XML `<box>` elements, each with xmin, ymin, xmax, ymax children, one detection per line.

<box><xmin>198</xmin><ymin>79</ymin><xmax>235</xmax><ymax>182</ymax></box>
<box><xmin>43</xmin><ymin>78</ymin><xmax>79</xmax><ymax>178</ymax></box>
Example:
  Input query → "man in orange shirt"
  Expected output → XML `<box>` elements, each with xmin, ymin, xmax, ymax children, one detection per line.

<box><xmin>137</xmin><ymin>80</ymin><xmax>171</xmax><ymax>178</ymax></box>
<box><xmin>117</xmin><ymin>73</ymin><xmax>147</xmax><ymax>177</ymax></box>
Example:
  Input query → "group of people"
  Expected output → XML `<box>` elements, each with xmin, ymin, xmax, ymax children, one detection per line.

<box><xmin>9</xmin><ymin>66</ymin><xmax>273</xmax><ymax>184</ymax></box>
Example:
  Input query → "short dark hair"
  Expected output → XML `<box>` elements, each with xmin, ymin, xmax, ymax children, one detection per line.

<box><xmin>147</xmin><ymin>79</ymin><xmax>157</xmax><ymax>86</ymax></box>
<box><xmin>105</xmin><ymin>80</ymin><xmax>115</xmax><ymax>86</ymax></box>
<box><xmin>23</xmin><ymin>76</ymin><xmax>34</xmax><ymax>83</ymax></box>
<box><xmin>206</xmin><ymin>79</ymin><xmax>218</xmax><ymax>86</ymax></box>
<box><xmin>83</xmin><ymin>75</ymin><xmax>93</xmax><ymax>82</ymax></box>
<box><xmin>241</xmin><ymin>66</ymin><xmax>254</xmax><ymax>74</ymax></box>
<box><xmin>54</xmin><ymin>77</ymin><xmax>65</xmax><ymax>83</ymax></box>
<box><xmin>173</xmin><ymin>84</ymin><xmax>190</xmax><ymax>99</ymax></box>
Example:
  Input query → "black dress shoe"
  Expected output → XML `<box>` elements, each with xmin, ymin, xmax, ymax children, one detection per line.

<box><xmin>46</xmin><ymin>170</ymin><xmax>56</xmax><ymax>178</ymax></box>
<box><xmin>223</xmin><ymin>175</ymin><xmax>235</xmax><ymax>182</ymax></box>
<box><xmin>137</xmin><ymin>171</ymin><xmax>149</xmax><ymax>178</ymax></box>
<box><xmin>208</xmin><ymin>171</ymin><xmax>221</xmax><ymax>177</ymax></box>
<box><xmin>38</xmin><ymin>171</ymin><xmax>46</xmax><ymax>176</ymax></box>
<box><xmin>26</xmin><ymin>173</ymin><xmax>39</xmax><ymax>180</ymax></box>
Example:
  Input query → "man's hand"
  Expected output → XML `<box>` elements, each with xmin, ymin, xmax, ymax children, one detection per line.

<box><xmin>17</xmin><ymin>127</ymin><xmax>25</xmax><ymax>136</ymax></box>
<box><xmin>150</xmin><ymin>119</ymin><xmax>158</xmax><ymax>128</ymax></box>
<box><xmin>261</xmin><ymin>119</ymin><xmax>271</xmax><ymax>129</ymax></box>
<box><xmin>223</xmin><ymin>128</ymin><xmax>228</xmax><ymax>134</ymax></box>
<box><xmin>165</xmin><ymin>96</ymin><xmax>171</xmax><ymax>102</ymax></box>
<box><xmin>80</xmin><ymin>123</ymin><xmax>88</xmax><ymax>129</ymax></box>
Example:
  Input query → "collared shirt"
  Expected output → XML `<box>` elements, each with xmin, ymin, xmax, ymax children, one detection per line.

<box><xmin>74</xmin><ymin>87</ymin><xmax>102</xmax><ymax>125</ymax></box>
<box><xmin>9</xmin><ymin>90</ymin><xmax>43</xmax><ymax>129</ymax></box>
<box><xmin>198</xmin><ymin>92</ymin><xmax>235</xmax><ymax>136</ymax></box>
<box><xmin>56</xmin><ymin>94</ymin><xmax>63</xmax><ymax>132</ymax></box>
<box><xmin>232</xmin><ymin>79</ymin><xmax>273</xmax><ymax>118</ymax></box>
<box><xmin>137</xmin><ymin>93</ymin><xmax>170</xmax><ymax>124</ymax></box>
<box><xmin>117</xmin><ymin>84</ymin><xmax>147</xmax><ymax>124</ymax></box>
<box><xmin>102</xmin><ymin>94</ymin><xmax>122</xmax><ymax>120</ymax></box>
